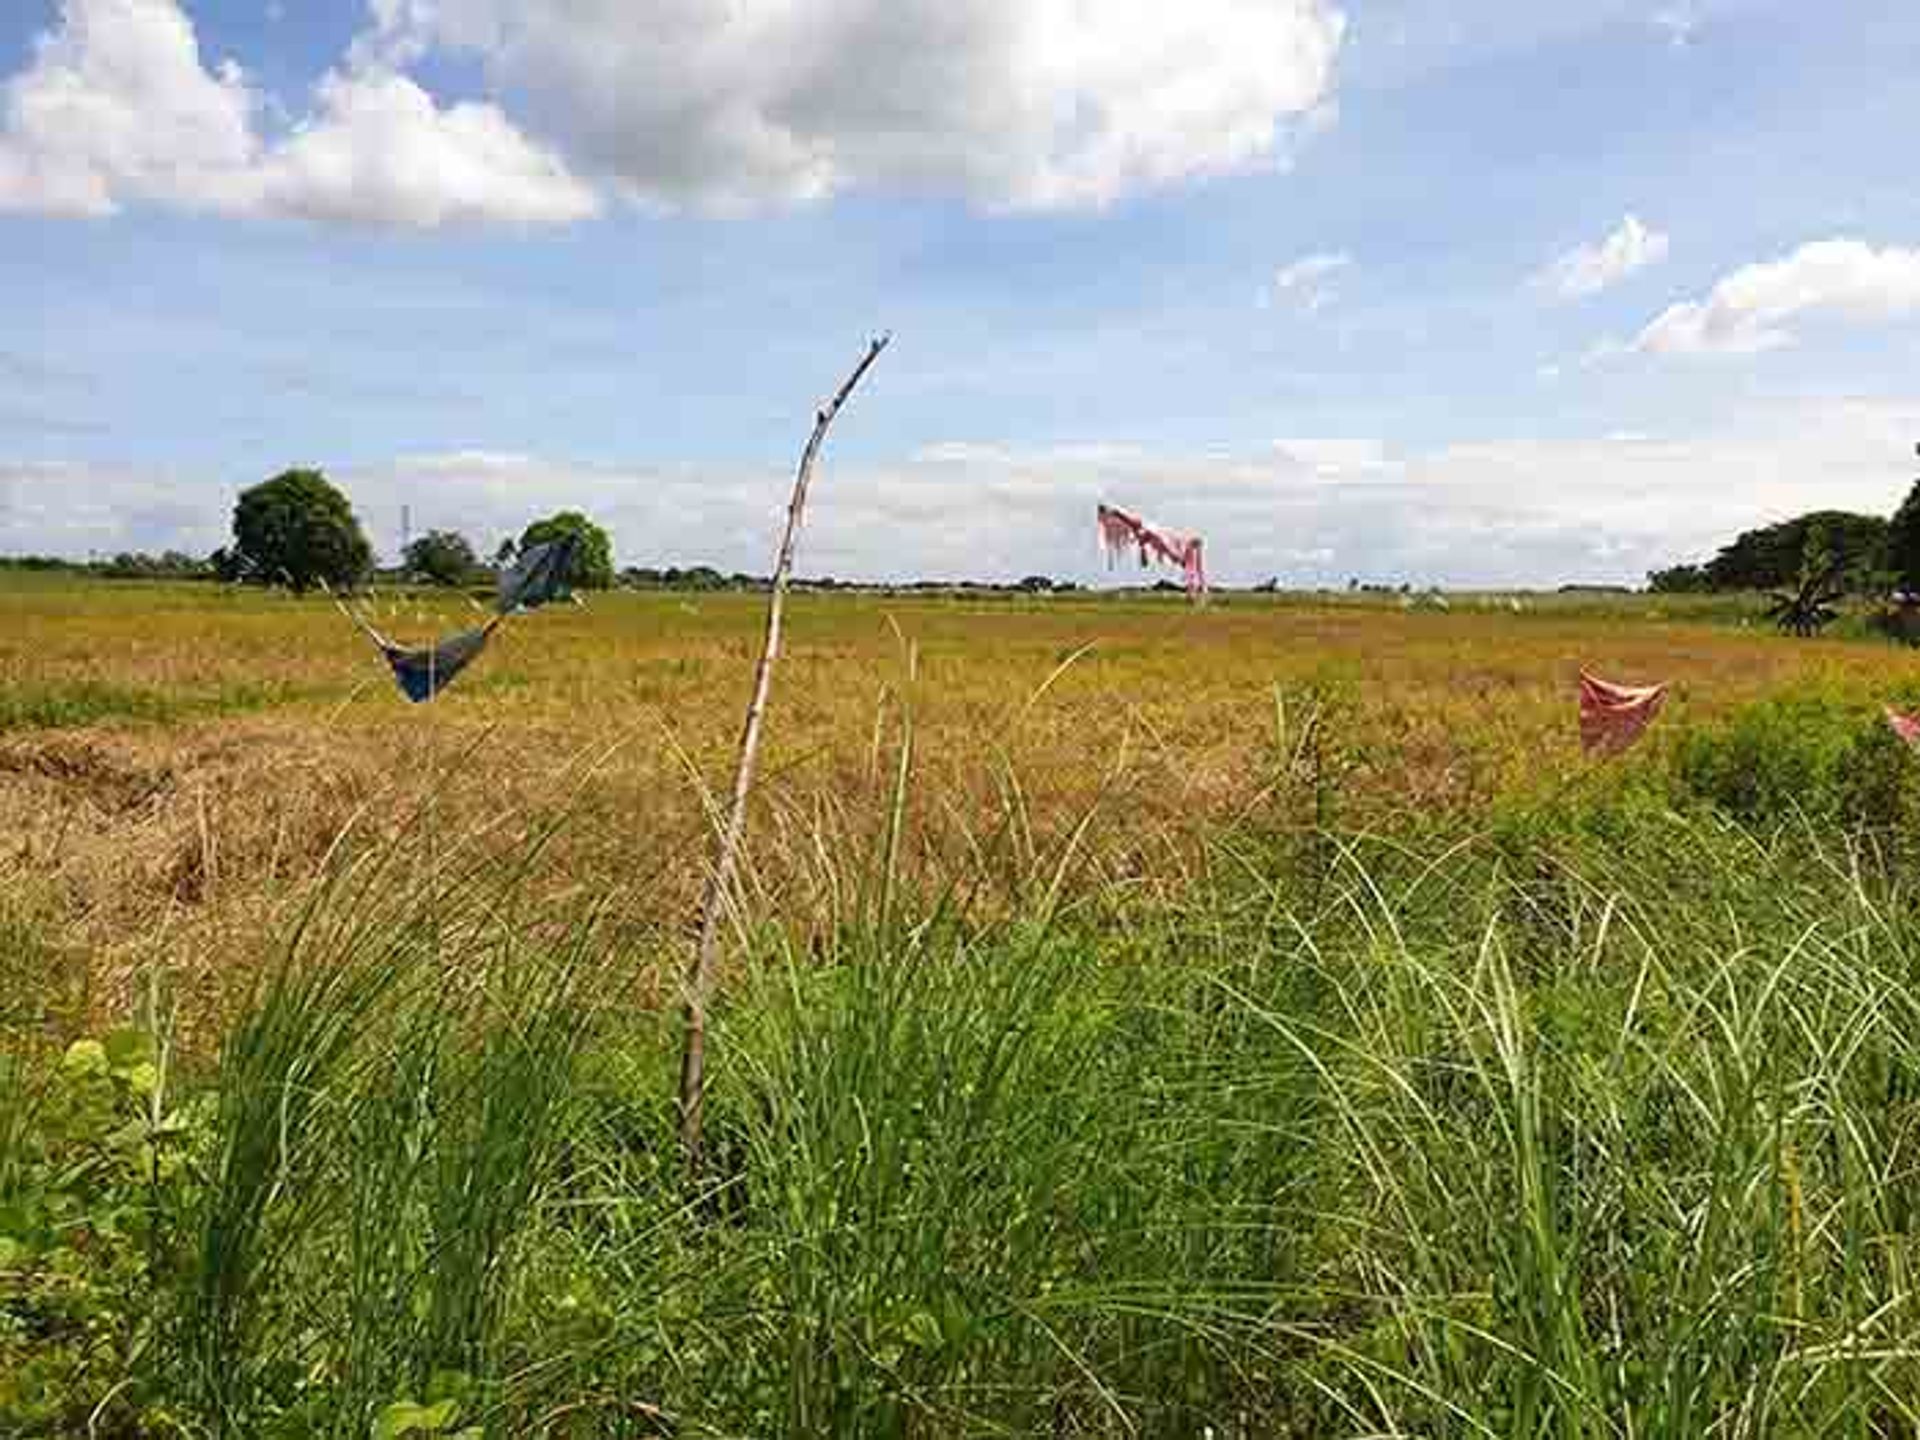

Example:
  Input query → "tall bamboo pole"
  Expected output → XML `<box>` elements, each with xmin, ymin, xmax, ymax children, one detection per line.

<box><xmin>678</xmin><ymin>334</ymin><xmax>890</xmax><ymax>1173</ymax></box>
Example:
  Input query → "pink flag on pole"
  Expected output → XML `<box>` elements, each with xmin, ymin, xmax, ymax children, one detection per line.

<box><xmin>1096</xmin><ymin>503</ymin><xmax>1208</xmax><ymax>599</ymax></box>
<box><xmin>1578</xmin><ymin>670</ymin><xmax>1667</xmax><ymax>756</ymax></box>
<box><xmin>1885</xmin><ymin>707</ymin><xmax>1920</xmax><ymax>752</ymax></box>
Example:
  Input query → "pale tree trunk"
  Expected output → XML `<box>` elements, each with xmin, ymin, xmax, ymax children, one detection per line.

<box><xmin>678</xmin><ymin>334</ymin><xmax>891</xmax><ymax>1175</ymax></box>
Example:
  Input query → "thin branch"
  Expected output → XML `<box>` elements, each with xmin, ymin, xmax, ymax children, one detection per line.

<box><xmin>678</xmin><ymin>333</ymin><xmax>891</xmax><ymax>1175</ymax></box>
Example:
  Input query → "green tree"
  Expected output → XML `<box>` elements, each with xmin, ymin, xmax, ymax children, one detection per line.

<box><xmin>1705</xmin><ymin>510</ymin><xmax>1887</xmax><ymax>591</ymax></box>
<box><xmin>230</xmin><ymin>469</ymin><xmax>372</xmax><ymax>591</ymax></box>
<box><xmin>404</xmin><ymin>529</ymin><xmax>478</xmax><ymax>586</ymax></box>
<box><xmin>1888</xmin><ymin>475</ymin><xmax>1920</xmax><ymax>594</ymax></box>
<box><xmin>518</xmin><ymin>511</ymin><xmax>613</xmax><ymax>590</ymax></box>
<box><xmin>1647</xmin><ymin>563</ymin><xmax>1710</xmax><ymax>594</ymax></box>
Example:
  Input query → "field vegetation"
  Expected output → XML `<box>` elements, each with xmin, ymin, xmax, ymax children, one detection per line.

<box><xmin>9</xmin><ymin>574</ymin><xmax>1920</xmax><ymax>1434</ymax></box>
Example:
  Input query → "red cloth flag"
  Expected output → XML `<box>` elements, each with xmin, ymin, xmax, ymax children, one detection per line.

<box><xmin>1579</xmin><ymin>670</ymin><xmax>1667</xmax><ymax>756</ymax></box>
<box><xmin>1096</xmin><ymin>503</ymin><xmax>1208</xmax><ymax>599</ymax></box>
<box><xmin>1886</xmin><ymin>707</ymin><xmax>1920</xmax><ymax>752</ymax></box>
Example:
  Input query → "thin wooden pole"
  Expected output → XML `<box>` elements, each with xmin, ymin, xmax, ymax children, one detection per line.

<box><xmin>678</xmin><ymin>334</ymin><xmax>891</xmax><ymax>1174</ymax></box>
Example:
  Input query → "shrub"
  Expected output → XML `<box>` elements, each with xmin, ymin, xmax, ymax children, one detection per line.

<box><xmin>1673</xmin><ymin>687</ymin><xmax>1920</xmax><ymax>831</ymax></box>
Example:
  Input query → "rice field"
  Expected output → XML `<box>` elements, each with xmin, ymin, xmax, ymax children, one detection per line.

<box><xmin>10</xmin><ymin>573</ymin><xmax>1920</xmax><ymax>1435</ymax></box>
<box><xmin>2</xmin><ymin>576</ymin><xmax>1912</xmax><ymax>1014</ymax></box>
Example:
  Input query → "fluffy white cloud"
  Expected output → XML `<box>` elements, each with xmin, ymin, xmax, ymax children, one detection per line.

<box><xmin>1</xmin><ymin>0</ymin><xmax>1344</xmax><ymax>222</ymax></box>
<box><xmin>0</xmin><ymin>0</ymin><xmax>596</xmax><ymax>228</ymax></box>
<box><xmin>1265</xmin><ymin>252</ymin><xmax>1352</xmax><ymax>311</ymax></box>
<box><xmin>367</xmin><ymin>0</ymin><xmax>1347</xmax><ymax>211</ymax></box>
<box><xmin>1635</xmin><ymin>239</ymin><xmax>1920</xmax><ymax>355</ymax></box>
<box><xmin>259</xmin><ymin>68</ymin><xmax>597</xmax><ymax>228</ymax></box>
<box><xmin>0</xmin><ymin>0</ymin><xmax>260</xmax><ymax>217</ymax></box>
<box><xmin>1535</xmin><ymin>214</ymin><xmax>1669</xmax><ymax>298</ymax></box>
<box><xmin>14</xmin><ymin>399</ymin><xmax>1918</xmax><ymax>589</ymax></box>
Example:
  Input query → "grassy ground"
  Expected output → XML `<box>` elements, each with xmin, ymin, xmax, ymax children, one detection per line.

<box><xmin>4</xmin><ymin>576</ymin><xmax>1918</xmax><ymax>1022</ymax></box>
<box><xmin>9</xmin><ymin>577</ymin><xmax>1920</xmax><ymax>1434</ymax></box>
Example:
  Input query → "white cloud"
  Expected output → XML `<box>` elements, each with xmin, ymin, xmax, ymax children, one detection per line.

<box><xmin>368</xmin><ymin>0</ymin><xmax>1348</xmax><ymax>211</ymax></box>
<box><xmin>0</xmin><ymin>0</ymin><xmax>260</xmax><ymax>217</ymax></box>
<box><xmin>1535</xmin><ymin>214</ymin><xmax>1669</xmax><ymax>299</ymax></box>
<box><xmin>260</xmin><ymin>68</ymin><xmax>597</xmax><ymax>228</ymax></box>
<box><xmin>0</xmin><ymin>460</ymin><xmax>229</xmax><ymax>555</ymax></box>
<box><xmin>1635</xmin><ymin>239</ymin><xmax>1920</xmax><ymax>355</ymax></box>
<box><xmin>1274</xmin><ymin>437</ymin><xmax>1390</xmax><ymax>473</ymax></box>
<box><xmin>1265</xmin><ymin>252</ymin><xmax>1352</xmax><ymax>311</ymax></box>
<box><xmin>14</xmin><ymin>398</ymin><xmax>1919</xmax><ymax>589</ymax></box>
<box><xmin>0</xmin><ymin>0</ymin><xmax>1346</xmax><ymax>223</ymax></box>
<box><xmin>1652</xmin><ymin>5</ymin><xmax>1699</xmax><ymax>48</ymax></box>
<box><xmin>0</xmin><ymin>0</ymin><xmax>596</xmax><ymax>228</ymax></box>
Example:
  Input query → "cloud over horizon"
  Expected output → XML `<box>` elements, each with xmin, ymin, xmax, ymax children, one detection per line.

<box><xmin>8</xmin><ymin>398</ymin><xmax>1916</xmax><ymax>591</ymax></box>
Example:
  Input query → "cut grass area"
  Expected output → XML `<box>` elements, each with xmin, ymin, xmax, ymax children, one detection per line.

<box><xmin>6</xmin><ymin>573</ymin><xmax>1920</xmax><ymax>1027</ymax></box>
<box><xmin>0</xmin><ymin>680</ymin><xmax>181</xmax><ymax>732</ymax></box>
<box><xmin>0</xmin><ymin>678</ymin><xmax>337</xmax><ymax>734</ymax></box>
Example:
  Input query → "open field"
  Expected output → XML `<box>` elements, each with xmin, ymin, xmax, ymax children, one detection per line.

<box><xmin>3</xmin><ymin>576</ymin><xmax>1917</xmax><ymax>1019</ymax></box>
<box><xmin>12</xmin><ymin>576</ymin><xmax>1920</xmax><ymax>1434</ymax></box>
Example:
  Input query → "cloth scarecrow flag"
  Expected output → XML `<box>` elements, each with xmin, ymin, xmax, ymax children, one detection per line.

<box><xmin>497</xmin><ymin>534</ymin><xmax>581</xmax><ymax>614</ymax></box>
<box><xmin>1096</xmin><ymin>503</ymin><xmax>1208</xmax><ymax>599</ymax></box>
<box><xmin>1885</xmin><ymin>706</ymin><xmax>1920</xmax><ymax>753</ymax></box>
<box><xmin>335</xmin><ymin>603</ymin><xmax>502</xmax><ymax>704</ymax></box>
<box><xmin>1578</xmin><ymin>669</ymin><xmax>1667</xmax><ymax>756</ymax></box>
<box><xmin>375</xmin><ymin>622</ymin><xmax>499</xmax><ymax>703</ymax></box>
<box><xmin>330</xmin><ymin>532</ymin><xmax>584</xmax><ymax>704</ymax></box>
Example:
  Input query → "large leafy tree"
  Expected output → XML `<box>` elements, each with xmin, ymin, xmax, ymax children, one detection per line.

<box><xmin>231</xmin><ymin>469</ymin><xmax>372</xmax><ymax>591</ymax></box>
<box><xmin>519</xmin><ymin>511</ymin><xmax>613</xmax><ymax>589</ymax></box>
<box><xmin>1704</xmin><ymin>510</ymin><xmax>1887</xmax><ymax>591</ymax></box>
<box><xmin>1888</xmin><ymin>473</ymin><xmax>1920</xmax><ymax>594</ymax></box>
<box><xmin>404</xmin><ymin>529</ymin><xmax>478</xmax><ymax>586</ymax></box>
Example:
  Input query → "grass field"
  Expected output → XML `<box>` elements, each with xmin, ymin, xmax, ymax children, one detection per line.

<box><xmin>10</xmin><ymin>575</ymin><xmax>1920</xmax><ymax>1434</ymax></box>
<box><xmin>4</xmin><ymin>577</ymin><xmax>1915</xmax><ymax>1018</ymax></box>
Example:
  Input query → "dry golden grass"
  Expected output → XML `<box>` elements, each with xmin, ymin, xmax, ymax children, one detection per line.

<box><xmin>4</xmin><ymin>575</ymin><xmax>1917</xmax><ymax>1024</ymax></box>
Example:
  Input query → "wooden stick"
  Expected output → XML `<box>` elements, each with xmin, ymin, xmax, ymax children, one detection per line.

<box><xmin>678</xmin><ymin>334</ymin><xmax>891</xmax><ymax>1174</ymax></box>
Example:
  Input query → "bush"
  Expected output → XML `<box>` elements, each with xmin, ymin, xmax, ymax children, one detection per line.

<box><xmin>403</xmin><ymin>530</ymin><xmax>479</xmax><ymax>587</ymax></box>
<box><xmin>1673</xmin><ymin>688</ymin><xmax>1920</xmax><ymax>831</ymax></box>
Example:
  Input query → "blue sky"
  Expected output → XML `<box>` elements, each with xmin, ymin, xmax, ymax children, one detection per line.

<box><xmin>2</xmin><ymin>0</ymin><xmax>1919</xmax><ymax>586</ymax></box>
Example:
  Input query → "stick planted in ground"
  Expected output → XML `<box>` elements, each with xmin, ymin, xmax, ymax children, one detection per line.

<box><xmin>678</xmin><ymin>334</ymin><xmax>891</xmax><ymax>1174</ymax></box>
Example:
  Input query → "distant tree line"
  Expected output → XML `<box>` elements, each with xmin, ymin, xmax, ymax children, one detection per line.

<box><xmin>0</xmin><ymin>551</ymin><xmax>212</xmax><ymax>578</ymax></box>
<box><xmin>1649</xmin><ymin>510</ymin><xmax>1889</xmax><ymax>594</ymax></box>
<box><xmin>1</xmin><ymin>468</ymin><xmax>619</xmax><ymax>595</ymax></box>
<box><xmin>1651</xmin><ymin>470</ymin><xmax>1920</xmax><ymax>596</ymax></box>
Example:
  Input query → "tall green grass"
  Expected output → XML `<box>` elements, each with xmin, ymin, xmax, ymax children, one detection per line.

<box><xmin>11</xmin><ymin>688</ymin><xmax>1920</xmax><ymax>1434</ymax></box>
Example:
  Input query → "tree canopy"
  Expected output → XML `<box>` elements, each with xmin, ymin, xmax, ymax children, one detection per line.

<box><xmin>1700</xmin><ymin>510</ymin><xmax>1887</xmax><ymax>592</ymax></box>
<box><xmin>404</xmin><ymin>529</ymin><xmax>479</xmax><ymax>586</ymax></box>
<box><xmin>231</xmin><ymin>469</ymin><xmax>372</xmax><ymax>592</ymax></box>
<box><xmin>1887</xmin><ymin>477</ymin><xmax>1920</xmax><ymax>594</ymax></box>
<box><xmin>519</xmin><ymin>511</ymin><xmax>613</xmax><ymax>590</ymax></box>
<box><xmin>1646</xmin><ymin>562</ymin><xmax>1711</xmax><ymax>594</ymax></box>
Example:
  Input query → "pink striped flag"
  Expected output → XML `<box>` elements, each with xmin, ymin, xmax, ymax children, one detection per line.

<box><xmin>1885</xmin><ymin>707</ymin><xmax>1920</xmax><ymax>752</ymax></box>
<box><xmin>1096</xmin><ymin>503</ymin><xmax>1208</xmax><ymax>599</ymax></box>
<box><xmin>1579</xmin><ymin>670</ymin><xmax>1667</xmax><ymax>756</ymax></box>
